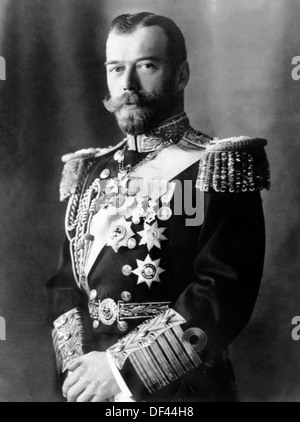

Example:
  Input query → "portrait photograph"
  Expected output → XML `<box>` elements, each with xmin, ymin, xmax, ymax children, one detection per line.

<box><xmin>0</xmin><ymin>0</ymin><xmax>299</xmax><ymax>404</ymax></box>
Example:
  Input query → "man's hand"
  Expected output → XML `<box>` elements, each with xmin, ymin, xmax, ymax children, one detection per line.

<box><xmin>62</xmin><ymin>352</ymin><xmax>121</xmax><ymax>402</ymax></box>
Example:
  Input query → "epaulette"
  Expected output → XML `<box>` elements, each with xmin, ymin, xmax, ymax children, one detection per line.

<box><xmin>59</xmin><ymin>141</ymin><xmax>126</xmax><ymax>202</ymax></box>
<box><xmin>196</xmin><ymin>136</ymin><xmax>270</xmax><ymax>193</ymax></box>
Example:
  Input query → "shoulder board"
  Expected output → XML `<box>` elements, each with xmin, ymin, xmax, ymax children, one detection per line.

<box><xmin>179</xmin><ymin>128</ymin><xmax>212</xmax><ymax>150</ymax></box>
<box><xmin>196</xmin><ymin>136</ymin><xmax>270</xmax><ymax>193</ymax></box>
<box><xmin>59</xmin><ymin>140</ymin><xmax>126</xmax><ymax>202</ymax></box>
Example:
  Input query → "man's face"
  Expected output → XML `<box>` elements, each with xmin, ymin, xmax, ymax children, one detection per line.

<box><xmin>104</xmin><ymin>25</ymin><xmax>180</xmax><ymax>135</ymax></box>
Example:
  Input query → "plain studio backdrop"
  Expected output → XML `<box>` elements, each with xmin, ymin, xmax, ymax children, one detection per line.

<box><xmin>0</xmin><ymin>0</ymin><xmax>299</xmax><ymax>402</ymax></box>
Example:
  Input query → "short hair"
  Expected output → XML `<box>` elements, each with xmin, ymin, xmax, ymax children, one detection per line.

<box><xmin>109</xmin><ymin>12</ymin><xmax>187</xmax><ymax>67</ymax></box>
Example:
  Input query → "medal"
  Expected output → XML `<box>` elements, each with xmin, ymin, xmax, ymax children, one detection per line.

<box><xmin>144</xmin><ymin>199</ymin><xmax>158</xmax><ymax>224</ymax></box>
<box><xmin>138</xmin><ymin>221</ymin><xmax>167</xmax><ymax>251</ymax></box>
<box><xmin>157</xmin><ymin>186</ymin><xmax>174</xmax><ymax>221</ymax></box>
<box><xmin>132</xmin><ymin>202</ymin><xmax>145</xmax><ymax>225</ymax></box>
<box><xmin>111</xmin><ymin>194</ymin><xmax>126</xmax><ymax>209</ymax></box>
<box><xmin>144</xmin><ymin>208</ymin><xmax>157</xmax><ymax>224</ymax></box>
<box><xmin>157</xmin><ymin>206</ymin><xmax>173</xmax><ymax>221</ymax></box>
<box><xmin>125</xmin><ymin>196</ymin><xmax>135</xmax><ymax>209</ymax></box>
<box><xmin>133</xmin><ymin>254</ymin><xmax>165</xmax><ymax>289</ymax></box>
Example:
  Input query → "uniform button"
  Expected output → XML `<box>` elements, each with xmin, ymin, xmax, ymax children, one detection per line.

<box><xmin>118</xmin><ymin>322</ymin><xmax>128</xmax><ymax>332</ymax></box>
<box><xmin>121</xmin><ymin>291</ymin><xmax>132</xmax><ymax>302</ymax></box>
<box><xmin>89</xmin><ymin>290</ymin><xmax>97</xmax><ymax>301</ymax></box>
<box><xmin>93</xmin><ymin>321</ymin><xmax>100</xmax><ymax>329</ymax></box>
<box><xmin>127</xmin><ymin>238</ymin><xmax>137</xmax><ymax>249</ymax></box>
<box><xmin>122</xmin><ymin>265</ymin><xmax>133</xmax><ymax>277</ymax></box>
<box><xmin>100</xmin><ymin>169</ymin><xmax>111</xmax><ymax>179</ymax></box>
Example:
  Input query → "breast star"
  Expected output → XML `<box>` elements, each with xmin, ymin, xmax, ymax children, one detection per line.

<box><xmin>106</xmin><ymin>217</ymin><xmax>135</xmax><ymax>253</ymax></box>
<box><xmin>132</xmin><ymin>254</ymin><xmax>165</xmax><ymax>289</ymax></box>
<box><xmin>138</xmin><ymin>221</ymin><xmax>167</xmax><ymax>251</ymax></box>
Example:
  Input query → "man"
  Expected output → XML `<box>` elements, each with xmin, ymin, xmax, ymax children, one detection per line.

<box><xmin>46</xmin><ymin>12</ymin><xmax>270</xmax><ymax>402</ymax></box>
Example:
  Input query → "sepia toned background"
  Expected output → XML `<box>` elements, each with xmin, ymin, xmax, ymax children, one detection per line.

<box><xmin>0</xmin><ymin>0</ymin><xmax>299</xmax><ymax>402</ymax></box>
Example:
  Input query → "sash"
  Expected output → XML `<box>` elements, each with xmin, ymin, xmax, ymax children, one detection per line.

<box><xmin>84</xmin><ymin>144</ymin><xmax>205</xmax><ymax>276</ymax></box>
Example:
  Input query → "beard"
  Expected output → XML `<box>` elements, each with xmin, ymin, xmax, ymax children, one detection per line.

<box><xmin>103</xmin><ymin>89</ymin><xmax>178</xmax><ymax>135</ymax></box>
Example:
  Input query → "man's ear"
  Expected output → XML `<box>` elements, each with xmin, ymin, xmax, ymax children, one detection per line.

<box><xmin>175</xmin><ymin>60</ymin><xmax>190</xmax><ymax>92</ymax></box>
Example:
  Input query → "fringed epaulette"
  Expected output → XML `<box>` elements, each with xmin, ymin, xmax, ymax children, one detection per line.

<box><xmin>196</xmin><ymin>136</ymin><xmax>270</xmax><ymax>193</ymax></box>
<box><xmin>59</xmin><ymin>141</ymin><xmax>126</xmax><ymax>202</ymax></box>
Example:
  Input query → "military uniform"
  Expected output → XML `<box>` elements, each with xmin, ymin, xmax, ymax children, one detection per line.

<box><xmin>46</xmin><ymin>112</ymin><xmax>270</xmax><ymax>402</ymax></box>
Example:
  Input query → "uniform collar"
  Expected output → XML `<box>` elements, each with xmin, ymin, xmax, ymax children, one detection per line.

<box><xmin>126</xmin><ymin>112</ymin><xmax>190</xmax><ymax>153</ymax></box>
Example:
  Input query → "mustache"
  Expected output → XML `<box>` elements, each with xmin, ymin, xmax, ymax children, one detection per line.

<box><xmin>103</xmin><ymin>91</ymin><xmax>160</xmax><ymax>114</ymax></box>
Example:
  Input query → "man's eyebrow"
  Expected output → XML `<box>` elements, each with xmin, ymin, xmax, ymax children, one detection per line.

<box><xmin>104</xmin><ymin>56</ymin><xmax>165</xmax><ymax>67</ymax></box>
<box><xmin>136</xmin><ymin>56</ymin><xmax>165</xmax><ymax>62</ymax></box>
<box><xmin>104</xmin><ymin>60</ymin><xmax>122</xmax><ymax>67</ymax></box>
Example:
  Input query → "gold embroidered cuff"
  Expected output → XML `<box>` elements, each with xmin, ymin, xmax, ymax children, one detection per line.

<box><xmin>196</xmin><ymin>137</ymin><xmax>270</xmax><ymax>193</ymax></box>
<box><xmin>52</xmin><ymin>307</ymin><xmax>91</xmax><ymax>374</ymax></box>
<box><xmin>107</xmin><ymin>309</ymin><xmax>205</xmax><ymax>394</ymax></box>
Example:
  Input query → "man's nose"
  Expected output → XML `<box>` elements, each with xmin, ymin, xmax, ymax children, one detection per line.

<box><xmin>123</xmin><ymin>68</ymin><xmax>139</xmax><ymax>92</ymax></box>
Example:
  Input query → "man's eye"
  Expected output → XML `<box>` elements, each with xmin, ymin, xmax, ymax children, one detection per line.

<box><xmin>138</xmin><ymin>63</ymin><xmax>156</xmax><ymax>71</ymax></box>
<box><xmin>109</xmin><ymin>67</ymin><xmax>124</xmax><ymax>73</ymax></box>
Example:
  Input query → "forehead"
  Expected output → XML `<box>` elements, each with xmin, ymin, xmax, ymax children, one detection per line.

<box><xmin>106</xmin><ymin>25</ymin><xmax>169</xmax><ymax>62</ymax></box>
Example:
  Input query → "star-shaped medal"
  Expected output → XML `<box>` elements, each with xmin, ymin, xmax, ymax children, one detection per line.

<box><xmin>138</xmin><ymin>221</ymin><xmax>167</xmax><ymax>251</ymax></box>
<box><xmin>132</xmin><ymin>254</ymin><xmax>165</xmax><ymax>289</ymax></box>
<box><xmin>106</xmin><ymin>217</ymin><xmax>135</xmax><ymax>253</ymax></box>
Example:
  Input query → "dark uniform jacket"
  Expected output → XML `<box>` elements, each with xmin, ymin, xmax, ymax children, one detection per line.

<box><xmin>46</xmin><ymin>112</ymin><xmax>270</xmax><ymax>402</ymax></box>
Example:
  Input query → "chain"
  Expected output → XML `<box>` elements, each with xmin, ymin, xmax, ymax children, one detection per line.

<box><xmin>122</xmin><ymin>139</ymin><xmax>173</xmax><ymax>175</ymax></box>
